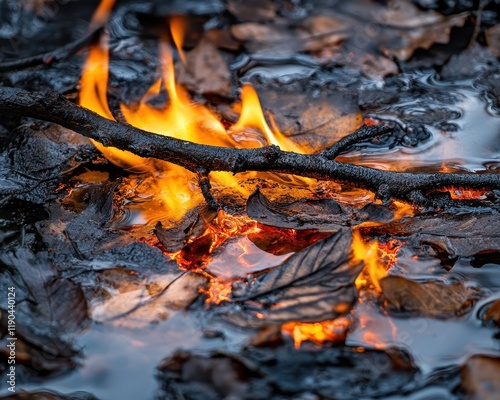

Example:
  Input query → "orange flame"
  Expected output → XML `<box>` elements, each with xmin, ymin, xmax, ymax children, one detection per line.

<box><xmin>230</xmin><ymin>85</ymin><xmax>302</xmax><ymax>153</ymax></box>
<box><xmin>353</xmin><ymin>230</ymin><xmax>386</xmax><ymax>292</ymax></box>
<box><xmin>90</xmin><ymin>0</ymin><xmax>116</xmax><ymax>29</ymax></box>
<box><xmin>170</xmin><ymin>16</ymin><xmax>187</xmax><ymax>64</ymax></box>
<box><xmin>282</xmin><ymin>317</ymin><xmax>351</xmax><ymax>349</ymax></box>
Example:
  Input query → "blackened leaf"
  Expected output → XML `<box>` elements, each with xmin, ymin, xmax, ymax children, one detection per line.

<box><xmin>234</xmin><ymin>228</ymin><xmax>351</xmax><ymax>299</ymax></box>
<box><xmin>246</xmin><ymin>188</ymin><xmax>347</xmax><ymax>231</ymax></box>
<box><xmin>227</xmin><ymin>229</ymin><xmax>361</xmax><ymax>326</ymax></box>
<box><xmin>157</xmin><ymin>346</ymin><xmax>417</xmax><ymax>400</ymax></box>
<box><xmin>155</xmin><ymin>205</ymin><xmax>217</xmax><ymax>252</ymax></box>
<box><xmin>380</xmin><ymin>276</ymin><xmax>481</xmax><ymax>318</ymax></box>
<box><xmin>461</xmin><ymin>355</ymin><xmax>500</xmax><ymax>400</ymax></box>
<box><xmin>1</xmin><ymin>248</ymin><xmax>88</xmax><ymax>333</ymax></box>
<box><xmin>357</xmin><ymin>202</ymin><xmax>394</xmax><ymax>224</ymax></box>
<box><xmin>373</xmin><ymin>213</ymin><xmax>500</xmax><ymax>257</ymax></box>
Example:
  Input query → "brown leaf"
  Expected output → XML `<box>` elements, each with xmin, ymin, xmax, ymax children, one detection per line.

<box><xmin>380</xmin><ymin>276</ymin><xmax>481</xmax><ymax>318</ymax></box>
<box><xmin>230</xmin><ymin>23</ymin><xmax>298</xmax><ymax>54</ymax></box>
<box><xmin>175</xmin><ymin>39</ymin><xmax>232</xmax><ymax>96</ymax></box>
<box><xmin>295</xmin><ymin>15</ymin><xmax>348</xmax><ymax>53</ymax></box>
<box><xmin>484</xmin><ymin>299</ymin><xmax>500</xmax><ymax>327</ymax></box>
<box><xmin>486</xmin><ymin>24</ymin><xmax>500</xmax><ymax>57</ymax></box>
<box><xmin>461</xmin><ymin>355</ymin><xmax>500</xmax><ymax>400</ymax></box>
<box><xmin>258</xmin><ymin>89</ymin><xmax>363</xmax><ymax>151</ymax></box>
<box><xmin>92</xmin><ymin>271</ymin><xmax>206</xmax><ymax>328</ymax></box>
<box><xmin>227</xmin><ymin>0</ymin><xmax>277</xmax><ymax>22</ymax></box>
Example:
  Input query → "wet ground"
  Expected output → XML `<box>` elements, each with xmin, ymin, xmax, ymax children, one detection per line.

<box><xmin>1</xmin><ymin>1</ymin><xmax>500</xmax><ymax>399</ymax></box>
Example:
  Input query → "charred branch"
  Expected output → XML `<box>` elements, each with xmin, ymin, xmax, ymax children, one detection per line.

<box><xmin>0</xmin><ymin>27</ymin><xmax>102</xmax><ymax>73</ymax></box>
<box><xmin>0</xmin><ymin>86</ymin><xmax>499</xmax><ymax>208</ymax></box>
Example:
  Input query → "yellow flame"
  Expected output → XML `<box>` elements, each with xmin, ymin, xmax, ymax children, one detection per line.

<box><xmin>170</xmin><ymin>16</ymin><xmax>187</xmax><ymax>64</ymax></box>
<box><xmin>231</xmin><ymin>85</ymin><xmax>302</xmax><ymax>153</ymax></box>
<box><xmin>282</xmin><ymin>318</ymin><xmax>350</xmax><ymax>349</ymax></box>
<box><xmin>353</xmin><ymin>230</ymin><xmax>386</xmax><ymax>292</ymax></box>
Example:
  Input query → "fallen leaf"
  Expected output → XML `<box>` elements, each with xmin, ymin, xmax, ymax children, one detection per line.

<box><xmin>380</xmin><ymin>276</ymin><xmax>481</xmax><ymax>318</ymax></box>
<box><xmin>0</xmin><ymin>390</ymin><xmax>98</xmax><ymax>400</ymax></box>
<box><xmin>226</xmin><ymin>229</ymin><xmax>361</xmax><ymax>327</ymax></box>
<box><xmin>230</xmin><ymin>23</ymin><xmax>298</xmax><ymax>54</ymax></box>
<box><xmin>372</xmin><ymin>213</ymin><xmax>500</xmax><ymax>257</ymax></box>
<box><xmin>155</xmin><ymin>205</ymin><xmax>217</xmax><ymax>252</ymax></box>
<box><xmin>461</xmin><ymin>355</ymin><xmax>500</xmax><ymax>400</ymax></box>
<box><xmin>92</xmin><ymin>271</ymin><xmax>206</xmax><ymax>328</ymax></box>
<box><xmin>176</xmin><ymin>38</ymin><xmax>233</xmax><ymax>96</ymax></box>
<box><xmin>486</xmin><ymin>24</ymin><xmax>500</xmax><ymax>57</ymax></box>
<box><xmin>227</xmin><ymin>0</ymin><xmax>277</xmax><ymax>22</ymax></box>
<box><xmin>483</xmin><ymin>299</ymin><xmax>500</xmax><ymax>327</ymax></box>
<box><xmin>1</xmin><ymin>248</ymin><xmax>88</xmax><ymax>334</ymax></box>
<box><xmin>246</xmin><ymin>188</ymin><xmax>347</xmax><ymax>231</ymax></box>
<box><xmin>157</xmin><ymin>346</ymin><xmax>417</xmax><ymax>399</ymax></box>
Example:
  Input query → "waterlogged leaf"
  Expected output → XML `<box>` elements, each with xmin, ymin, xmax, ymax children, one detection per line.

<box><xmin>92</xmin><ymin>270</ymin><xmax>206</xmax><ymax>328</ymax></box>
<box><xmin>483</xmin><ymin>299</ymin><xmax>500</xmax><ymax>327</ymax></box>
<box><xmin>381</xmin><ymin>276</ymin><xmax>481</xmax><ymax>318</ymax></box>
<box><xmin>227</xmin><ymin>229</ymin><xmax>361</xmax><ymax>326</ymax></box>
<box><xmin>246</xmin><ymin>188</ymin><xmax>347</xmax><ymax>231</ymax></box>
<box><xmin>1</xmin><ymin>248</ymin><xmax>88</xmax><ymax>333</ymax></box>
<box><xmin>375</xmin><ymin>213</ymin><xmax>500</xmax><ymax>257</ymax></box>
<box><xmin>157</xmin><ymin>346</ymin><xmax>417</xmax><ymax>400</ymax></box>
<box><xmin>176</xmin><ymin>39</ymin><xmax>233</xmax><ymax>96</ymax></box>
<box><xmin>0</xmin><ymin>390</ymin><xmax>98</xmax><ymax>400</ymax></box>
<box><xmin>258</xmin><ymin>90</ymin><xmax>363</xmax><ymax>151</ymax></box>
<box><xmin>155</xmin><ymin>205</ymin><xmax>217</xmax><ymax>252</ymax></box>
<box><xmin>461</xmin><ymin>355</ymin><xmax>500</xmax><ymax>400</ymax></box>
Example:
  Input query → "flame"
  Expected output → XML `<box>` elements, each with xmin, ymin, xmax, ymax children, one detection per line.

<box><xmin>201</xmin><ymin>277</ymin><xmax>233</xmax><ymax>305</ymax></box>
<box><xmin>170</xmin><ymin>16</ymin><xmax>187</xmax><ymax>64</ymax></box>
<box><xmin>353</xmin><ymin>230</ymin><xmax>386</xmax><ymax>292</ymax></box>
<box><xmin>90</xmin><ymin>0</ymin><xmax>116</xmax><ymax>28</ymax></box>
<box><xmin>282</xmin><ymin>317</ymin><xmax>351</xmax><ymax>349</ymax></box>
<box><xmin>230</xmin><ymin>85</ymin><xmax>302</xmax><ymax>153</ymax></box>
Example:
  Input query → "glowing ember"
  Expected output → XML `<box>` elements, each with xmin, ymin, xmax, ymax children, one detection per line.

<box><xmin>282</xmin><ymin>317</ymin><xmax>351</xmax><ymax>349</ymax></box>
<box><xmin>200</xmin><ymin>277</ymin><xmax>233</xmax><ymax>305</ymax></box>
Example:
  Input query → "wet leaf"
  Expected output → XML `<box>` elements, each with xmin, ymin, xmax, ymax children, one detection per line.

<box><xmin>380</xmin><ymin>276</ymin><xmax>481</xmax><ymax>318</ymax></box>
<box><xmin>258</xmin><ymin>90</ymin><xmax>363</xmax><ymax>151</ymax></box>
<box><xmin>246</xmin><ymin>188</ymin><xmax>347</xmax><ymax>231</ymax></box>
<box><xmin>373</xmin><ymin>213</ymin><xmax>500</xmax><ymax>257</ymax></box>
<box><xmin>92</xmin><ymin>270</ymin><xmax>206</xmax><ymax>328</ymax></box>
<box><xmin>157</xmin><ymin>346</ymin><xmax>417</xmax><ymax>399</ymax></box>
<box><xmin>1</xmin><ymin>248</ymin><xmax>88</xmax><ymax>333</ymax></box>
<box><xmin>461</xmin><ymin>355</ymin><xmax>500</xmax><ymax>400</ymax></box>
<box><xmin>155</xmin><ymin>205</ymin><xmax>217</xmax><ymax>252</ymax></box>
<box><xmin>0</xmin><ymin>390</ymin><xmax>97</xmax><ymax>400</ymax></box>
<box><xmin>176</xmin><ymin>39</ymin><xmax>233</xmax><ymax>96</ymax></box>
<box><xmin>483</xmin><ymin>299</ymin><xmax>500</xmax><ymax>327</ymax></box>
<box><xmin>227</xmin><ymin>229</ymin><xmax>361</xmax><ymax>326</ymax></box>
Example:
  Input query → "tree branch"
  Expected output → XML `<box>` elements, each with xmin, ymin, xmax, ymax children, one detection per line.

<box><xmin>0</xmin><ymin>86</ymin><xmax>498</xmax><ymax>208</ymax></box>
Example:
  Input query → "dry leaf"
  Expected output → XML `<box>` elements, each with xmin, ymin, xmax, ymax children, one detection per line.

<box><xmin>176</xmin><ymin>39</ymin><xmax>232</xmax><ymax>96</ymax></box>
<box><xmin>227</xmin><ymin>0</ymin><xmax>277</xmax><ymax>22</ymax></box>
<box><xmin>381</xmin><ymin>276</ymin><xmax>481</xmax><ymax>317</ymax></box>
<box><xmin>461</xmin><ymin>355</ymin><xmax>500</xmax><ymax>400</ymax></box>
<box><xmin>486</xmin><ymin>24</ymin><xmax>500</xmax><ymax>57</ymax></box>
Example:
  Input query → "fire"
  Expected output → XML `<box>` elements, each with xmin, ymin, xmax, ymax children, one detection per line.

<box><xmin>282</xmin><ymin>317</ymin><xmax>351</xmax><ymax>349</ymax></box>
<box><xmin>170</xmin><ymin>16</ymin><xmax>187</xmax><ymax>64</ymax></box>
<box><xmin>230</xmin><ymin>85</ymin><xmax>302</xmax><ymax>153</ymax></box>
<box><xmin>353</xmin><ymin>230</ymin><xmax>396</xmax><ymax>292</ymax></box>
<box><xmin>90</xmin><ymin>0</ymin><xmax>116</xmax><ymax>28</ymax></box>
<box><xmin>201</xmin><ymin>277</ymin><xmax>233</xmax><ymax>305</ymax></box>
